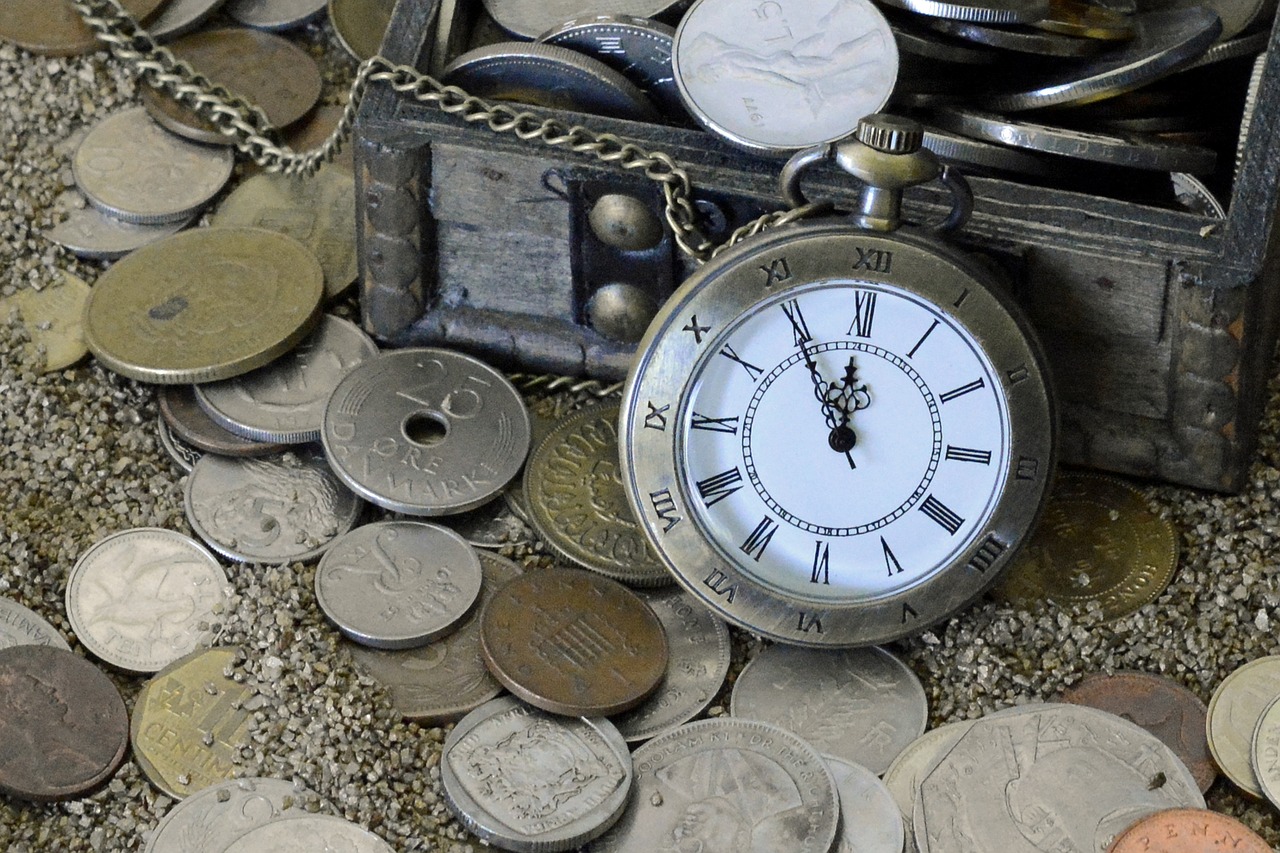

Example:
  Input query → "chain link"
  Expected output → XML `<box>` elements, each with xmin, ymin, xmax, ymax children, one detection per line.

<box><xmin>70</xmin><ymin>0</ymin><xmax>828</xmax><ymax>263</ymax></box>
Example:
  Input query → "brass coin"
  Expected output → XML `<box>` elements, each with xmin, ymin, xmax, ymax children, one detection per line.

<box><xmin>994</xmin><ymin>472</ymin><xmax>1177</xmax><ymax>620</ymax></box>
<box><xmin>1033</xmin><ymin>0</ymin><xmax>1136</xmax><ymax>39</ymax></box>
<box><xmin>0</xmin><ymin>0</ymin><xmax>165</xmax><ymax>57</ymax></box>
<box><xmin>1107</xmin><ymin>808</ymin><xmax>1272</xmax><ymax>852</ymax></box>
<box><xmin>84</xmin><ymin>227</ymin><xmax>324</xmax><ymax>384</ymax></box>
<box><xmin>1060</xmin><ymin>671</ymin><xmax>1216</xmax><ymax>793</ymax></box>
<box><xmin>131</xmin><ymin>646</ymin><xmax>256</xmax><ymax>799</ymax></box>
<box><xmin>139</xmin><ymin>28</ymin><xmax>323</xmax><ymax>145</ymax></box>
<box><xmin>3</xmin><ymin>272</ymin><xmax>91</xmax><ymax>373</ymax></box>
<box><xmin>479</xmin><ymin>566</ymin><xmax>668</xmax><ymax>716</ymax></box>
<box><xmin>329</xmin><ymin>0</ymin><xmax>396</xmax><ymax>61</ymax></box>
<box><xmin>0</xmin><ymin>645</ymin><xmax>129</xmax><ymax>802</ymax></box>
<box><xmin>524</xmin><ymin>402</ymin><xmax>671</xmax><ymax>586</ymax></box>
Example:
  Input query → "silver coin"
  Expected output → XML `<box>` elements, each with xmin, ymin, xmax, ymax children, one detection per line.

<box><xmin>922</xmin><ymin>125</ymin><xmax>1057</xmax><ymax>178</ymax></box>
<box><xmin>156</xmin><ymin>415</ymin><xmax>202</xmax><ymax>473</ymax></box>
<box><xmin>224</xmin><ymin>0</ymin><xmax>327</xmax><ymax>30</ymax></box>
<box><xmin>539</xmin><ymin>15</ymin><xmax>685</xmax><ymax>119</ymax></box>
<box><xmin>0</xmin><ymin>597</ymin><xmax>71</xmax><ymax>651</ymax></box>
<box><xmin>346</xmin><ymin>551</ymin><xmax>522</xmax><ymax>724</ymax></box>
<box><xmin>1183</xmin><ymin>27</ymin><xmax>1268</xmax><ymax>69</ymax></box>
<box><xmin>878</xmin><ymin>0</ymin><xmax>1048</xmax><ymax>23</ymax></box>
<box><xmin>482</xmin><ymin>0</ymin><xmax>682</xmax><ymax>40</ymax></box>
<box><xmin>44</xmin><ymin>197</ymin><xmax>190</xmax><ymax>260</ymax></box>
<box><xmin>1252</xmin><ymin>692</ymin><xmax>1280</xmax><ymax>810</ymax></box>
<box><xmin>440</xmin><ymin>496</ymin><xmax>534</xmax><ymax>549</ymax></box>
<box><xmin>931</xmin><ymin>107</ymin><xmax>1218</xmax><ymax>172</ymax></box>
<box><xmin>322</xmin><ymin>348</ymin><xmax>532</xmax><ymax>516</ymax></box>
<box><xmin>983</xmin><ymin>7</ymin><xmax>1223</xmax><ymax>111</ymax></box>
<box><xmin>195</xmin><ymin>315</ymin><xmax>379</xmax><ymax>445</ymax></box>
<box><xmin>66</xmin><ymin>528</ymin><xmax>229</xmax><ymax>674</ymax></box>
<box><xmin>221</xmin><ymin>815</ymin><xmax>395</xmax><ymax>853</ymax></box>
<box><xmin>913</xmin><ymin>703</ymin><xmax>1205</xmax><ymax>853</ymax></box>
<box><xmin>587</xmin><ymin>717</ymin><xmax>840</xmax><ymax>853</ymax></box>
<box><xmin>1171</xmin><ymin>171</ymin><xmax>1226</xmax><ymax>217</ymax></box>
<box><xmin>316</xmin><ymin>521</ymin><xmax>483</xmax><ymax>649</ymax></box>
<box><xmin>882</xmin><ymin>720</ymin><xmax>976</xmax><ymax>853</ymax></box>
<box><xmin>1165</xmin><ymin>0</ymin><xmax>1274</xmax><ymax>40</ymax></box>
<box><xmin>72</xmin><ymin>107</ymin><xmax>235</xmax><ymax>225</ymax></box>
<box><xmin>889</xmin><ymin>18</ymin><xmax>1000</xmax><ymax>64</ymax></box>
<box><xmin>730</xmin><ymin>645</ymin><xmax>927</xmax><ymax>775</ymax></box>
<box><xmin>184</xmin><ymin>449</ymin><xmax>363</xmax><ymax>564</ymax></box>
<box><xmin>146</xmin><ymin>777</ymin><xmax>329</xmax><ymax>853</ymax></box>
<box><xmin>824</xmin><ymin>755</ymin><xmax>905</xmax><ymax>853</ymax></box>
<box><xmin>673</xmin><ymin>0</ymin><xmax>899</xmax><ymax>154</ymax></box>
<box><xmin>442</xmin><ymin>42</ymin><xmax>661</xmax><ymax>123</ymax></box>
<box><xmin>147</xmin><ymin>0</ymin><xmax>231</xmax><ymax>40</ymax></box>
<box><xmin>924</xmin><ymin>16</ymin><xmax>1105</xmax><ymax>56</ymax></box>
<box><xmin>442</xmin><ymin>696</ymin><xmax>633</xmax><ymax>852</ymax></box>
<box><xmin>1235</xmin><ymin>50</ymin><xmax>1267</xmax><ymax>182</ymax></box>
<box><xmin>1207</xmin><ymin>654</ymin><xmax>1280</xmax><ymax>798</ymax></box>
<box><xmin>610</xmin><ymin>587</ymin><xmax>731</xmax><ymax>743</ymax></box>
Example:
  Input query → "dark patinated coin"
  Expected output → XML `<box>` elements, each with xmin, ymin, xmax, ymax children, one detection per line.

<box><xmin>0</xmin><ymin>645</ymin><xmax>129</xmax><ymax>802</ymax></box>
<box><xmin>160</xmin><ymin>386</ymin><xmax>292</xmax><ymax>457</ymax></box>
<box><xmin>0</xmin><ymin>0</ymin><xmax>165</xmax><ymax>57</ymax></box>
<box><xmin>480</xmin><ymin>566</ymin><xmax>668</xmax><ymax>716</ymax></box>
<box><xmin>1060</xmin><ymin>671</ymin><xmax>1216</xmax><ymax>793</ymax></box>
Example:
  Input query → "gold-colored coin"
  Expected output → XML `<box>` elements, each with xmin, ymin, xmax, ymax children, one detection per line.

<box><xmin>0</xmin><ymin>0</ymin><xmax>165</xmax><ymax>57</ymax></box>
<box><xmin>3</xmin><ymin>272</ymin><xmax>91</xmax><ymax>373</ymax></box>
<box><xmin>329</xmin><ymin>0</ymin><xmax>396</xmax><ymax>61</ymax></box>
<box><xmin>83</xmin><ymin>227</ymin><xmax>324</xmax><ymax>384</ymax></box>
<box><xmin>995</xmin><ymin>471</ymin><xmax>1177</xmax><ymax>620</ymax></box>
<box><xmin>130</xmin><ymin>647</ymin><xmax>256</xmax><ymax>799</ymax></box>
<box><xmin>1033</xmin><ymin>0</ymin><xmax>1135</xmax><ymax>40</ymax></box>
<box><xmin>524</xmin><ymin>402</ymin><xmax>671</xmax><ymax>586</ymax></box>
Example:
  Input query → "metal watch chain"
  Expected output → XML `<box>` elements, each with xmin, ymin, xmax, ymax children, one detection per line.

<box><xmin>69</xmin><ymin>0</ymin><xmax>831</xmax><ymax>264</ymax></box>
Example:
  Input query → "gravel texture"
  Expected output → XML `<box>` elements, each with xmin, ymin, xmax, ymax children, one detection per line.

<box><xmin>2</xmin><ymin>10</ymin><xmax>1280</xmax><ymax>853</ymax></box>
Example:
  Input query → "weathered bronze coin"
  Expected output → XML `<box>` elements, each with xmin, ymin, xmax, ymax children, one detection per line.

<box><xmin>1060</xmin><ymin>671</ymin><xmax>1216</xmax><ymax>793</ymax></box>
<box><xmin>0</xmin><ymin>645</ymin><xmax>129</xmax><ymax>801</ymax></box>
<box><xmin>480</xmin><ymin>566</ymin><xmax>667</xmax><ymax>716</ymax></box>
<box><xmin>84</xmin><ymin>227</ymin><xmax>324</xmax><ymax>384</ymax></box>
<box><xmin>524</xmin><ymin>402</ymin><xmax>671</xmax><ymax>586</ymax></box>
<box><xmin>159</xmin><ymin>386</ymin><xmax>292</xmax><ymax>456</ymax></box>
<box><xmin>139</xmin><ymin>28</ymin><xmax>322</xmax><ymax>145</ymax></box>
<box><xmin>132</xmin><ymin>646</ymin><xmax>256</xmax><ymax>799</ymax></box>
<box><xmin>329</xmin><ymin>0</ymin><xmax>396</xmax><ymax>60</ymax></box>
<box><xmin>0</xmin><ymin>0</ymin><xmax>165</xmax><ymax>56</ymax></box>
<box><xmin>995</xmin><ymin>472</ymin><xmax>1178</xmax><ymax>620</ymax></box>
<box><xmin>1107</xmin><ymin>808</ymin><xmax>1271</xmax><ymax>852</ymax></box>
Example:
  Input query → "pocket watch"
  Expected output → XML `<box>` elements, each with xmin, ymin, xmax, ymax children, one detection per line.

<box><xmin>618</xmin><ymin>114</ymin><xmax>1056</xmax><ymax>647</ymax></box>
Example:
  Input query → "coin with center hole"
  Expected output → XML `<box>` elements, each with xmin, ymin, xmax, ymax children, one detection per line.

<box><xmin>322</xmin><ymin>348</ymin><xmax>531</xmax><ymax>516</ymax></box>
<box><xmin>480</xmin><ymin>566</ymin><xmax>668</xmax><ymax>716</ymax></box>
<box><xmin>0</xmin><ymin>646</ymin><xmax>129</xmax><ymax>802</ymax></box>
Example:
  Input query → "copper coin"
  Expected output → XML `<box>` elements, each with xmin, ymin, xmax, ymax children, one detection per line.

<box><xmin>479</xmin><ymin>566</ymin><xmax>668</xmax><ymax>716</ymax></box>
<box><xmin>159</xmin><ymin>386</ymin><xmax>291</xmax><ymax>457</ymax></box>
<box><xmin>1060</xmin><ymin>671</ymin><xmax>1216</xmax><ymax>794</ymax></box>
<box><xmin>242</xmin><ymin>105</ymin><xmax>353</xmax><ymax>176</ymax></box>
<box><xmin>140</xmin><ymin>28</ymin><xmax>322</xmax><ymax>145</ymax></box>
<box><xmin>0</xmin><ymin>645</ymin><xmax>129</xmax><ymax>801</ymax></box>
<box><xmin>0</xmin><ymin>0</ymin><xmax>166</xmax><ymax>57</ymax></box>
<box><xmin>1107</xmin><ymin>808</ymin><xmax>1271</xmax><ymax>852</ymax></box>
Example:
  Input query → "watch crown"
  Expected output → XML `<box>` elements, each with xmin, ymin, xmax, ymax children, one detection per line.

<box><xmin>856</xmin><ymin>114</ymin><xmax>924</xmax><ymax>155</ymax></box>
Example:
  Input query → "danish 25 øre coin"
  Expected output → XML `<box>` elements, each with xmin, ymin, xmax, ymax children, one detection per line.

<box><xmin>1107</xmin><ymin>808</ymin><xmax>1272</xmax><ymax>853</ymax></box>
<box><xmin>480</xmin><ymin>566</ymin><xmax>668</xmax><ymax>716</ymax></box>
<box><xmin>1208</xmin><ymin>655</ymin><xmax>1280</xmax><ymax>799</ymax></box>
<box><xmin>83</xmin><ymin>227</ymin><xmax>324</xmax><ymax>384</ymax></box>
<box><xmin>322</xmin><ymin>348</ymin><xmax>531</xmax><ymax>516</ymax></box>
<box><xmin>0</xmin><ymin>645</ymin><xmax>129</xmax><ymax>802</ymax></box>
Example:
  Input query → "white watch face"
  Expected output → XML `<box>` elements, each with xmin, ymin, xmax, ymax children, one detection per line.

<box><xmin>677</xmin><ymin>279</ymin><xmax>1010</xmax><ymax>601</ymax></box>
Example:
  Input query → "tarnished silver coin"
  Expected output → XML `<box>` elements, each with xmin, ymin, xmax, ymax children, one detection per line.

<box><xmin>146</xmin><ymin>777</ymin><xmax>330</xmax><ymax>853</ymax></box>
<box><xmin>441</xmin><ymin>496</ymin><xmax>534</xmax><ymax>550</ymax></box>
<box><xmin>346</xmin><ymin>551</ymin><xmax>523</xmax><ymax>724</ymax></box>
<box><xmin>159</xmin><ymin>386</ymin><xmax>293</xmax><ymax>458</ymax></box>
<box><xmin>322</xmin><ymin>348</ymin><xmax>531</xmax><ymax>516</ymax></box>
<box><xmin>316</xmin><ymin>521</ymin><xmax>483</xmax><ymax>649</ymax></box>
<box><xmin>195</xmin><ymin>315</ymin><xmax>379</xmax><ymax>444</ymax></box>
<box><xmin>221</xmin><ymin>815</ymin><xmax>396</xmax><ymax>852</ymax></box>
<box><xmin>0</xmin><ymin>597</ymin><xmax>70</xmax><ymax>651</ymax></box>
<box><xmin>674</xmin><ymin>0</ymin><xmax>898</xmax><ymax>154</ymax></box>
<box><xmin>72</xmin><ymin>107</ymin><xmax>234</xmax><ymax>225</ymax></box>
<box><xmin>66</xmin><ymin>528</ymin><xmax>229</xmax><ymax>674</ymax></box>
<box><xmin>730</xmin><ymin>644</ymin><xmax>927</xmax><ymax>775</ymax></box>
<box><xmin>442</xmin><ymin>42</ymin><xmax>661</xmax><ymax>123</ymax></box>
<box><xmin>184</xmin><ymin>449</ymin><xmax>363</xmax><ymax>564</ymax></box>
<box><xmin>156</xmin><ymin>415</ymin><xmax>202</xmax><ymax>473</ymax></box>
<box><xmin>877</xmin><ymin>0</ymin><xmax>1048</xmax><ymax>23</ymax></box>
<box><xmin>539</xmin><ymin>15</ymin><xmax>684</xmax><ymax>119</ymax></box>
<box><xmin>824</xmin><ymin>755</ymin><xmax>905</xmax><ymax>853</ymax></box>
<box><xmin>1207</xmin><ymin>654</ymin><xmax>1280</xmax><ymax>799</ymax></box>
<box><xmin>1171</xmin><ymin>172</ymin><xmax>1226</xmax><ymax>217</ymax></box>
<box><xmin>442</xmin><ymin>696</ymin><xmax>633</xmax><ymax>852</ymax></box>
<box><xmin>45</xmin><ymin>197</ymin><xmax>190</xmax><ymax>260</ymax></box>
<box><xmin>983</xmin><ymin>7</ymin><xmax>1223</xmax><ymax>111</ymax></box>
<box><xmin>931</xmin><ymin>107</ymin><xmax>1218</xmax><ymax>172</ymax></box>
<box><xmin>147</xmin><ymin>0</ymin><xmax>230</xmax><ymax>40</ymax></box>
<box><xmin>587</xmin><ymin>717</ymin><xmax>840</xmax><ymax>853</ymax></box>
<box><xmin>913</xmin><ymin>703</ymin><xmax>1205</xmax><ymax>853</ymax></box>
<box><xmin>224</xmin><ymin>0</ymin><xmax>327</xmax><ymax>29</ymax></box>
<box><xmin>610</xmin><ymin>587</ymin><xmax>731</xmax><ymax>743</ymax></box>
<box><xmin>482</xmin><ymin>0</ymin><xmax>682</xmax><ymax>40</ymax></box>
<box><xmin>1252</xmin><ymin>692</ymin><xmax>1280</xmax><ymax>810</ymax></box>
